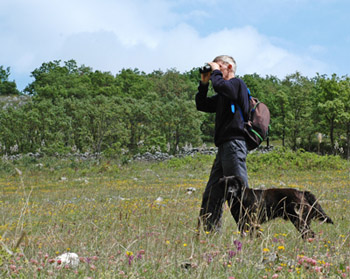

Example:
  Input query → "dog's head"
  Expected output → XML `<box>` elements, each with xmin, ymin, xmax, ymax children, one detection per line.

<box><xmin>219</xmin><ymin>176</ymin><xmax>246</xmax><ymax>199</ymax></box>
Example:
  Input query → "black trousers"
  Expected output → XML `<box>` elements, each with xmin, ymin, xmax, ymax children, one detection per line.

<box><xmin>199</xmin><ymin>139</ymin><xmax>248</xmax><ymax>232</ymax></box>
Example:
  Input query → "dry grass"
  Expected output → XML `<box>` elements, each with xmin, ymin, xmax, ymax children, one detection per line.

<box><xmin>1</xmin><ymin>154</ymin><xmax>349</xmax><ymax>278</ymax></box>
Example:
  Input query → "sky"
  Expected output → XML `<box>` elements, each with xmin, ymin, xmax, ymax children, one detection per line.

<box><xmin>1</xmin><ymin>0</ymin><xmax>349</xmax><ymax>91</ymax></box>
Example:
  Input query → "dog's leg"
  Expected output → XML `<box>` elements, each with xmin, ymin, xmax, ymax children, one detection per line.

<box><xmin>199</xmin><ymin>188</ymin><xmax>225</xmax><ymax>233</ymax></box>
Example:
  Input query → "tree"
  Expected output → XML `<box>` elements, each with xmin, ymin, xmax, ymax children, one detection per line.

<box><xmin>115</xmin><ymin>68</ymin><xmax>153</xmax><ymax>99</ymax></box>
<box><xmin>271</xmin><ymin>90</ymin><xmax>289</xmax><ymax>146</ymax></box>
<box><xmin>339</xmin><ymin>76</ymin><xmax>350</xmax><ymax>158</ymax></box>
<box><xmin>24</xmin><ymin>60</ymin><xmax>93</xmax><ymax>100</ymax></box>
<box><xmin>282</xmin><ymin>72</ymin><xmax>314</xmax><ymax>150</ymax></box>
<box><xmin>151</xmin><ymin>69</ymin><xmax>197</xmax><ymax>101</ymax></box>
<box><xmin>69</xmin><ymin>96</ymin><xmax>129</xmax><ymax>154</ymax></box>
<box><xmin>315</xmin><ymin>74</ymin><xmax>345</xmax><ymax>154</ymax></box>
<box><xmin>159</xmin><ymin>98</ymin><xmax>202</xmax><ymax>154</ymax></box>
<box><xmin>0</xmin><ymin>66</ymin><xmax>20</xmax><ymax>95</ymax></box>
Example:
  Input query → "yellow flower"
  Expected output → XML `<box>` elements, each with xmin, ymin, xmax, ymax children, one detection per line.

<box><xmin>183</xmin><ymin>243</ymin><xmax>187</xmax><ymax>247</ymax></box>
<box><xmin>263</xmin><ymin>248</ymin><xmax>270</xmax><ymax>252</ymax></box>
<box><xmin>278</xmin><ymin>246</ymin><xmax>285</xmax><ymax>251</ymax></box>
<box><xmin>126</xmin><ymin>251</ymin><xmax>133</xmax><ymax>256</ymax></box>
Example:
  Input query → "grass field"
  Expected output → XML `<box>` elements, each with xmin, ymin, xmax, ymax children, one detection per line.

<box><xmin>1</xmin><ymin>150</ymin><xmax>350</xmax><ymax>278</ymax></box>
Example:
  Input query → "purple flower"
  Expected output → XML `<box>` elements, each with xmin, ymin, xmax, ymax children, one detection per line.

<box><xmin>233</xmin><ymin>240</ymin><xmax>242</xmax><ymax>252</ymax></box>
<box><xmin>228</xmin><ymin>250</ymin><xmax>236</xmax><ymax>258</ymax></box>
<box><xmin>207</xmin><ymin>254</ymin><xmax>213</xmax><ymax>263</ymax></box>
<box><xmin>128</xmin><ymin>255</ymin><xmax>134</xmax><ymax>265</ymax></box>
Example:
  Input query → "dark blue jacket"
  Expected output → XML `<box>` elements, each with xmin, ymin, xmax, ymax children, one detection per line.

<box><xmin>195</xmin><ymin>70</ymin><xmax>249</xmax><ymax>147</ymax></box>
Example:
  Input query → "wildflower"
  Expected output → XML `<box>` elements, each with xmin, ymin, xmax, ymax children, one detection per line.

<box><xmin>207</xmin><ymin>254</ymin><xmax>213</xmax><ymax>263</ymax></box>
<box><xmin>90</xmin><ymin>264</ymin><xmax>96</xmax><ymax>270</ymax></box>
<box><xmin>263</xmin><ymin>248</ymin><xmax>270</xmax><ymax>253</ymax></box>
<box><xmin>30</xmin><ymin>259</ymin><xmax>39</xmax><ymax>265</ymax></box>
<box><xmin>277</xmin><ymin>246</ymin><xmax>285</xmax><ymax>251</ymax></box>
<box><xmin>128</xmin><ymin>255</ymin><xmax>135</xmax><ymax>265</ymax></box>
<box><xmin>183</xmin><ymin>243</ymin><xmax>187</xmax><ymax>247</ymax></box>
<box><xmin>228</xmin><ymin>250</ymin><xmax>236</xmax><ymax>258</ymax></box>
<box><xmin>233</xmin><ymin>240</ymin><xmax>242</xmax><ymax>251</ymax></box>
<box><xmin>126</xmin><ymin>251</ymin><xmax>133</xmax><ymax>257</ymax></box>
<box><xmin>314</xmin><ymin>266</ymin><xmax>322</xmax><ymax>272</ymax></box>
<box><xmin>306</xmin><ymin>257</ymin><xmax>317</xmax><ymax>266</ymax></box>
<box><xmin>272</xmin><ymin>274</ymin><xmax>279</xmax><ymax>279</ymax></box>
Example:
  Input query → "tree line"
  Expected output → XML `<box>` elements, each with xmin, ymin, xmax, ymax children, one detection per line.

<box><xmin>0</xmin><ymin>60</ymin><xmax>349</xmax><ymax>158</ymax></box>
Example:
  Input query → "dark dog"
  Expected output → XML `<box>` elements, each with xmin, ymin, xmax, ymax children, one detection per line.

<box><xmin>217</xmin><ymin>176</ymin><xmax>333</xmax><ymax>239</ymax></box>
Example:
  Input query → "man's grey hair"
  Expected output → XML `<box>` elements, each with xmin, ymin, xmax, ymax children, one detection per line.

<box><xmin>213</xmin><ymin>55</ymin><xmax>237</xmax><ymax>75</ymax></box>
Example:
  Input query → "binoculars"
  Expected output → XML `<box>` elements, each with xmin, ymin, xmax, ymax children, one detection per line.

<box><xmin>199</xmin><ymin>64</ymin><xmax>212</xmax><ymax>74</ymax></box>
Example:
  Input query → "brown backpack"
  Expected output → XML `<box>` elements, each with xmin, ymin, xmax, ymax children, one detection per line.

<box><xmin>244</xmin><ymin>90</ymin><xmax>270</xmax><ymax>150</ymax></box>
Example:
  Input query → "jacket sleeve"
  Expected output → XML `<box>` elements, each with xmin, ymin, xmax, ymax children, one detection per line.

<box><xmin>195</xmin><ymin>81</ymin><xmax>217</xmax><ymax>113</ymax></box>
<box><xmin>210</xmin><ymin>70</ymin><xmax>241</xmax><ymax>102</ymax></box>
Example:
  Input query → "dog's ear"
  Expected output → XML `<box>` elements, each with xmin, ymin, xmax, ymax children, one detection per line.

<box><xmin>223</xmin><ymin>176</ymin><xmax>239</xmax><ymax>198</ymax></box>
<box><xmin>225</xmin><ymin>176</ymin><xmax>238</xmax><ymax>187</ymax></box>
<box><xmin>227</xmin><ymin>185</ymin><xmax>239</xmax><ymax>198</ymax></box>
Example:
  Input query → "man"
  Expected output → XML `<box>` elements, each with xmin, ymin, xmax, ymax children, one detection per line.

<box><xmin>195</xmin><ymin>55</ymin><xmax>250</xmax><ymax>232</ymax></box>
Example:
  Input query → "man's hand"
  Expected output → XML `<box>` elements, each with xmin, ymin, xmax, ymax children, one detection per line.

<box><xmin>201</xmin><ymin>72</ymin><xmax>211</xmax><ymax>84</ymax></box>
<box><xmin>200</xmin><ymin>62</ymin><xmax>220</xmax><ymax>84</ymax></box>
<box><xmin>208</xmin><ymin>62</ymin><xmax>220</xmax><ymax>71</ymax></box>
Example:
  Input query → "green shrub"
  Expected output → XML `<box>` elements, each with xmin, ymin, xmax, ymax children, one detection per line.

<box><xmin>247</xmin><ymin>147</ymin><xmax>348</xmax><ymax>172</ymax></box>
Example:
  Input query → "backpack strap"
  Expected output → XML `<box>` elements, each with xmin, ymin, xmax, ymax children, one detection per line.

<box><xmin>233</xmin><ymin>87</ymin><xmax>251</xmax><ymax>123</ymax></box>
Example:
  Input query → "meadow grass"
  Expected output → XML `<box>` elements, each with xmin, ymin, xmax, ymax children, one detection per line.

<box><xmin>1</xmin><ymin>150</ymin><xmax>350</xmax><ymax>278</ymax></box>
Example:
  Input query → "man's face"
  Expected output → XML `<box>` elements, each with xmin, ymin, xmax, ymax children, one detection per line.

<box><xmin>217</xmin><ymin>61</ymin><xmax>231</xmax><ymax>80</ymax></box>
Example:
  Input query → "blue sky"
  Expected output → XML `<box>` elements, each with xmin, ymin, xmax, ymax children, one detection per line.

<box><xmin>1</xmin><ymin>0</ymin><xmax>349</xmax><ymax>91</ymax></box>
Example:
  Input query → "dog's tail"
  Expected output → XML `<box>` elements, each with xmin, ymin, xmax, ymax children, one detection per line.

<box><xmin>304</xmin><ymin>191</ymin><xmax>334</xmax><ymax>224</ymax></box>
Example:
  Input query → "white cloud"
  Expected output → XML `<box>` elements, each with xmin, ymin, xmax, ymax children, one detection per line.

<box><xmin>0</xmin><ymin>0</ymin><xmax>328</xmax><ymax>89</ymax></box>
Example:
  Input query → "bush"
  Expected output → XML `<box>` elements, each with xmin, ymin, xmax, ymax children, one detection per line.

<box><xmin>247</xmin><ymin>147</ymin><xmax>348</xmax><ymax>172</ymax></box>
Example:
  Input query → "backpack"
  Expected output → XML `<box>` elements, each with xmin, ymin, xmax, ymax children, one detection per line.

<box><xmin>243</xmin><ymin>89</ymin><xmax>270</xmax><ymax>150</ymax></box>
